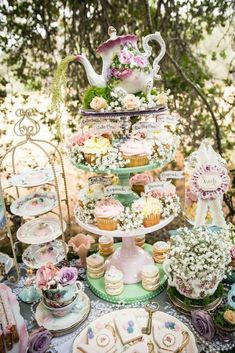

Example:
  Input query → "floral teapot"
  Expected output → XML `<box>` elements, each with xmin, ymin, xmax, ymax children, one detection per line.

<box><xmin>75</xmin><ymin>26</ymin><xmax>166</xmax><ymax>95</ymax></box>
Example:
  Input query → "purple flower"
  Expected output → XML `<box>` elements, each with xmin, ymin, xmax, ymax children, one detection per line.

<box><xmin>119</xmin><ymin>49</ymin><xmax>133</xmax><ymax>64</ymax></box>
<box><xmin>133</xmin><ymin>55</ymin><xmax>147</xmax><ymax>67</ymax></box>
<box><xmin>191</xmin><ymin>310</ymin><xmax>215</xmax><ymax>341</ymax></box>
<box><xmin>111</xmin><ymin>68</ymin><xmax>132</xmax><ymax>79</ymax></box>
<box><xmin>59</xmin><ymin>266</ymin><xmax>78</xmax><ymax>285</ymax></box>
<box><xmin>28</xmin><ymin>327</ymin><xmax>52</xmax><ymax>353</ymax></box>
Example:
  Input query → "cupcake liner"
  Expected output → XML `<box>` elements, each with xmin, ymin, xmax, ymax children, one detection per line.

<box><xmin>143</xmin><ymin>213</ymin><xmax>160</xmax><ymax>227</ymax></box>
<box><xmin>123</xmin><ymin>154</ymin><xmax>149</xmax><ymax>167</ymax></box>
<box><xmin>96</xmin><ymin>217</ymin><xmax>118</xmax><ymax>231</ymax></box>
<box><xmin>131</xmin><ymin>184</ymin><xmax>145</xmax><ymax>195</ymax></box>
<box><xmin>84</xmin><ymin>153</ymin><xmax>97</xmax><ymax>165</ymax></box>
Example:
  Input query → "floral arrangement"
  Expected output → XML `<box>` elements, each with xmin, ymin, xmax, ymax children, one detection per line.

<box><xmin>27</xmin><ymin>327</ymin><xmax>52</xmax><ymax>353</ymax></box>
<box><xmin>166</xmin><ymin>227</ymin><xmax>231</xmax><ymax>298</ymax></box>
<box><xmin>159</xmin><ymin>194</ymin><xmax>181</xmax><ymax>218</ymax></box>
<box><xmin>117</xmin><ymin>207</ymin><xmax>144</xmax><ymax>231</ymax></box>
<box><xmin>36</xmin><ymin>263</ymin><xmax>77</xmax><ymax>291</ymax></box>
<box><xmin>84</xmin><ymin>87</ymin><xmax>170</xmax><ymax>112</ymax></box>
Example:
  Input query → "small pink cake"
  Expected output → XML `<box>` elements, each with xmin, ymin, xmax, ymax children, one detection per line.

<box><xmin>130</xmin><ymin>173</ymin><xmax>153</xmax><ymax>195</ymax></box>
<box><xmin>119</xmin><ymin>139</ymin><xmax>150</xmax><ymax>167</ymax></box>
<box><xmin>68</xmin><ymin>132</ymin><xmax>91</xmax><ymax>147</ymax></box>
<box><xmin>94</xmin><ymin>198</ymin><xmax>124</xmax><ymax>231</ymax></box>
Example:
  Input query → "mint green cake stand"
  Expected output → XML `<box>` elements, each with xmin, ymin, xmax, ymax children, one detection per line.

<box><xmin>86</xmin><ymin>243</ymin><xmax>168</xmax><ymax>304</ymax></box>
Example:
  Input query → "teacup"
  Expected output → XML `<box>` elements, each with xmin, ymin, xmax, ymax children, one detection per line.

<box><xmin>42</xmin><ymin>280</ymin><xmax>83</xmax><ymax>308</ymax></box>
<box><xmin>42</xmin><ymin>292</ymin><xmax>83</xmax><ymax>317</ymax></box>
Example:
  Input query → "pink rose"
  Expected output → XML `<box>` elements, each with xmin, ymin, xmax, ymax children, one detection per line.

<box><xmin>69</xmin><ymin>132</ymin><xmax>91</xmax><ymax>146</ymax></box>
<box><xmin>90</xmin><ymin>96</ymin><xmax>108</xmax><ymax>111</ymax></box>
<box><xmin>36</xmin><ymin>263</ymin><xmax>59</xmax><ymax>290</ymax></box>
<box><xmin>230</xmin><ymin>246</ymin><xmax>235</xmax><ymax>261</ymax></box>
<box><xmin>111</xmin><ymin>68</ymin><xmax>132</xmax><ymax>79</ymax></box>
<box><xmin>133</xmin><ymin>55</ymin><xmax>147</xmax><ymax>68</ymax></box>
<box><xmin>122</xmin><ymin>94</ymin><xmax>141</xmax><ymax>110</ymax></box>
<box><xmin>118</xmin><ymin>49</ymin><xmax>133</xmax><ymax>64</ymax></box>
<box><xmin>130</xmin><ymin>173</ymin><xmax>153</xmax><ymax>187</ymax></box>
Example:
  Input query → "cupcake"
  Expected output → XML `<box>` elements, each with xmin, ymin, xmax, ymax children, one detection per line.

<box><xmin>133</xmin><ymin>196</ymin><xmax>162</xmax><ymax>227</ymax></box>
<box><xmin>130</xmin><ymin>173</ymin><xmax>153</xmax><ymax>195</ymax></box>
<box><xmin>94</xmin><ymin>198</ymin><xmax>124</xmax><ymax>231</ymax></box>
<box><xmin>82</xmin><ymin>136</ymin><xmax>111</xmax><ymax>165</ymax></box>
<box><xmin>119</xmin><ymin>139</ymin><xmax>150</xmax><ymax>167</ymax></box>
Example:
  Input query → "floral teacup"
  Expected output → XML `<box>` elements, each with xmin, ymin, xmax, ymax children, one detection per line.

<box><xmin>42</xmin><ymin>291</ymin><xmax>83</xmax><ymax>317</ymax></box>
<box><xmin>42</xmin><ymin>281</ymin><xmax>83</xmax><ymax>308</ymax></box>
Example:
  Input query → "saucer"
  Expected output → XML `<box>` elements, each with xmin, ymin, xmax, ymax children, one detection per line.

<box><xmin>22</xmin><ymin>240</ymin><xmax>68</xmax><ymax>268</ymax></box>
<box><xmin>35</xmin><ymin>291</ymin><xmax>90</xmax><ymax>335</ymax></box>
<box><xmin>17</xmin><ymin>217</ymin><xmax>66</xmax><ymax>244</ymax></box>
<box><xmin>11</xmin><ymin>191</ymin><xmax>58</xmax><ymax>217</ymax></box>
<box><xmin>9</xmin><ymin>167</ymin><xmax>60</xmax><ymax>188</ymax></box>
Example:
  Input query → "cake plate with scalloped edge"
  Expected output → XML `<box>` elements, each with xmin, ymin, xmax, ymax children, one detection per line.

<box><xmin>86</xmin><ymin>243</ymin><xmax>168</xmax><ymax>304</ymax></box>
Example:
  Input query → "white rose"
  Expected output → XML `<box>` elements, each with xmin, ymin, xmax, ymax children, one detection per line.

<box><xmin>90</xmin><ymin>96</ymin><xmax>108</xmax><ymax>111</ymax></box>
<box><xmin>122</xmin><ymin>94</ymin><xmax>141</xmax><ymax>110</ymax></box>
<box><xmin>156</xmin><ymin>92</ymin><xmax>169</xmax><ymax>106</ymax></box>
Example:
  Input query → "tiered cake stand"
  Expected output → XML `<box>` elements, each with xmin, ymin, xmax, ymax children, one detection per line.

<box><xmin>73</xmin><ymin>107</ymin><xmax>176</xmax><ymax>304</ymax></box>
<box><xmin>0</xmin><ymin>109</ymin><xmax>71</xmax><ymax>276</ymax></box>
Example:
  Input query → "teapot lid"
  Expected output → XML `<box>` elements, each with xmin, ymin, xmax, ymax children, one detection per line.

<box><xmin>96</xmin><ymin>26</ymin><xmax>137</xmax><ymax>54</ymax></box>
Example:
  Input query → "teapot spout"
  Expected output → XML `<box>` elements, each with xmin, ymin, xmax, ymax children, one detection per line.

<box><xmin>76</xmin><ymin>55</ymin><xmax>106</xmax><ymax>88</ymax></box>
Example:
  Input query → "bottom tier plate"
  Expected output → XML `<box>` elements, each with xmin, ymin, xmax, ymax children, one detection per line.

<box><xmin>87</xmin><ymin>244</ymin><xmax>167</xmax><ymax>304</ymax></box>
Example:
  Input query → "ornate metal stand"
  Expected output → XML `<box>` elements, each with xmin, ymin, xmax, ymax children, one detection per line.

<box><xmin>0</xmin><ymin>108</ymin><xmax>71</xmax><ymax>276</ymax></box>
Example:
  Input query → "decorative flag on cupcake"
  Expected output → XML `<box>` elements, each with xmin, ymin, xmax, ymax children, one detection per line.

<box><xmin>191</xmin><ymin>142</ymin><xmax>229</xmax><ymax>228</ymax></box>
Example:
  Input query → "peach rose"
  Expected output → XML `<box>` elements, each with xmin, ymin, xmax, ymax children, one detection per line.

<box><xmin>122</xmin><ymin>94</ymin><xmax>141</xmax><ymax>110</ymax></box>
<box><xmin>90</xmin><ymin>96</ymin><xmax>108</xmax><ymax>111</ymax></box>
<box><xmin>224</xmin><ymin>309</ymin><xmax>235</xmax><ymax>324</ymax></box>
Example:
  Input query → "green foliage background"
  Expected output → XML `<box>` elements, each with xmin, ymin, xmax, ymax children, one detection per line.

<box><xmin>0</xmin><ymin>0</ymin><xmax>234</xmax><ymax>160</ymax></box>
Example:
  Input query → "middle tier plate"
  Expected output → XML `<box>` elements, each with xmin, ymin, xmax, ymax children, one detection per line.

<box><xmin>76</xmin><ymin>215</ymin><xmax>174</xmax><ymax>237</ymax></box>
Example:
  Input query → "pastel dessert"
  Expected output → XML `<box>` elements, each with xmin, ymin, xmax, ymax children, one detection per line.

<box><xmin>94</xmin><ymin>198</ymin><xmax>124</xmax><ymax>231</ymax></box>
<box><xmin>86</xmin><ymin>254</ymin><xmax>105</xmax><ymax>279</ymax></box>
<box><xmin>152</xmin><ymin>241</ymin><xmax>170</xmax><ymax>263</ymax></box>
<box><xmin>153</xmin><ymin>320</ymin><xmax>183</xmax><ymax>352</ymax></box>
<box><xmin>114</xmin><ymin>312</ymin><xmax>142</xmax><ymax>344</ymax></box>
<box><xmin>76</xmin><ymin>328</ymin><xmax>116</xmax><ymax>353</ymax></box>
<box><xmin>132</xmin><ymin>196</ymin><xmax>162</xmax><ymax>227</ymax></box>
<box><xmin>105</xmin><ymin>266</ymin><xmax>124</xmax><ymax>296</ymax></box>
<box><xmin>68</xmin><ymin>132</ymin><xmax>91</xmax><ymax>147</ymax></box>
<box><xmin>119</xmin><ymin>139</ymin><xmax>150</xmax><ymax>167</ymax></box>
<box><xmin>82</xmin><ymin>136</ymin><xmax>111</xmax><ymax>165</ymax></box>
<box><xmin>129</xmin><ymin>172</ymin><xmax>153</xmax><ymax>195</ymax></box>
<box><xmin>98</xmin><ymin>235</ymin><xmax>114</xmax><ymax>256</ymax></box>
<box><xmin>141</xmin><ymin>265</ymin><xmax>160</xmax><ymax>291</ymax></box>
<box><xmin>135</xmin><ymin>235</ymin><xmax>145</xmax><ymax>248</ymax></box>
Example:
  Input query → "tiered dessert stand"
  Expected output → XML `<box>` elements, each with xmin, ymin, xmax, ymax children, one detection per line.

<box><xmin>74</xmin><ymin>107</ymin><xmax>177</xmax><ymax>304</ymax></box>
<box><xmin>0</xmin><ymin>109</ymin><xmax>71</xmax><ymax>276</ymax></box>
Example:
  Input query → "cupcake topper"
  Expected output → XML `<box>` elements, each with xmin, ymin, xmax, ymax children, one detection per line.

<box><xmin>191</xmin><ymin>141</ymin><xmax>229</xmax><ymax>228</ymax></box>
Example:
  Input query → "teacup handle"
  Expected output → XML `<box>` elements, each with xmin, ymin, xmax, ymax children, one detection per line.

<box><xmin>142</xmin><ymin>32</ymin><xmax>166</xmax><ymax>79</ymax></box>
<box><xmin>76</xmin><ymin>280</ymin><xmax>84</xmax><ymax>292</ymax></box>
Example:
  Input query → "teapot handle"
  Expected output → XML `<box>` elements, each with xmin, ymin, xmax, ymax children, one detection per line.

<box><xmin>142</xmin><ymin>32</ymin><xmax>166</xmax><ymax>79</ymax></box>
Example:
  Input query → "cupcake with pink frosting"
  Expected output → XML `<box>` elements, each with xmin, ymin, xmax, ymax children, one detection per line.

<box><xmin>130</xmin><ymin>172</ymin><xmax>153</xmax><ymax>195</ymax></box>
<box><xmin>94</xmin><ymin>198</ymin><xmax>124</xmax><ymax>231</ymax></box>
<box><xmin>119</xmin><ymin>139</ymin><xmax>150</xmax><ymax>167</ymax></box>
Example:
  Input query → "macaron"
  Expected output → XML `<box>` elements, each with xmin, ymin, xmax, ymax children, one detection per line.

<box><xmin>86</xmin><ymin>254</ymin><xmax>105</xmax><ymax>278</ymax></box>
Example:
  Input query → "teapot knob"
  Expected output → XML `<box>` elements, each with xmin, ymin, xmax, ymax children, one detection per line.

<box><xmin>108</xmin><ymin>26</ymin><xmax>117</xmax><ymax>38</ymax></box>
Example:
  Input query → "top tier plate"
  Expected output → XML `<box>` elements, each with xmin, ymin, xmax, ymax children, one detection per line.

<box><xmin>9</xmin><ymin>167</ymin><xmax>60</xmax><ymax>188</ymax></box>
<box><xmin>80</xmin><ymin>105</ymin><xmax>167</xmax><ymax>117</ymax></box>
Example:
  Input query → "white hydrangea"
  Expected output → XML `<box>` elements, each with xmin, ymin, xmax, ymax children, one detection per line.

<box><xmin>117</xmin><ymin>207</ymin><xmax>144</xmax><ymax>231</ymax></box>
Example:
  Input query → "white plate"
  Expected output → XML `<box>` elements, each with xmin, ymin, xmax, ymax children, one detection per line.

<box><xmin>22</xmin><ymin>240</ymin><xmax>68</xmax><ymax>268</ymax></box>
<box><xmin>75</xmin><ymin>211</ymin><xmax>174</xmax><ymax>237</ymax></box>
<box><xmin>10</xmin><ymin>191</ymin><xmax>58</xmax><ymax>217</ymax></box>
<box><xmin>9</xmin><ymin>167</ymin><xmax>60</xmax><ymax>188</ymax></box>
<box><xmin>72</xmin><ymin>308</ymin><xmax>198</xmax><ymax>353</ymax></box>
<box><xmin>35</xmin><ymin>291</ymin><xmax>90</xmax><ymax>333</ymax></box>
<box><xmin>0</xmin><ymin>283</ymin><xmax>29</xmax><ymax>353</ymax></box>
<box><xmin>0</xmin><ymin>253</ymin><xmax>14</xmax><ymax>280</ymax></box>
<box><xmin>17</xmin><ymin>217</ymin><xmax>66</xmax><ymax>244</ymax></box>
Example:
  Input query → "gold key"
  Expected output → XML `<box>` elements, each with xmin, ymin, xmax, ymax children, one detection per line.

<box><xmin>142</xmin><ymin>301</ymin><xmax>159</xmax><ymax>335</ymax></box>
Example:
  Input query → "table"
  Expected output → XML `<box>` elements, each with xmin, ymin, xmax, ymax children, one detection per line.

<box><xmin>3</xmin><ymin>264</ymin><xmax>235</xmax><ymax>353</ymax></box>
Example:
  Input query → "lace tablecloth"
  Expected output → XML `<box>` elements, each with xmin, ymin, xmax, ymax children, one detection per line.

<box><xmin>4</xmin><ymin>265</ymin><xmax>235</xmax><ymax>353</ymax></box>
